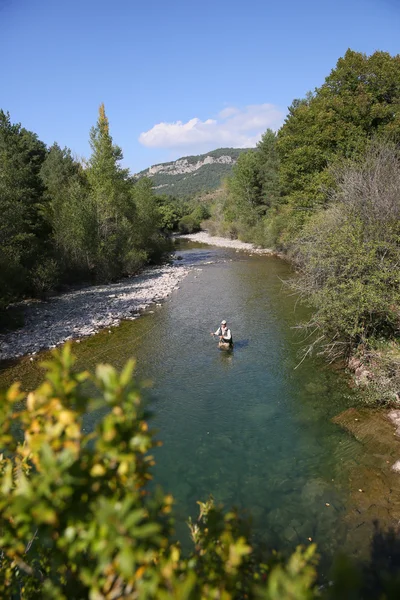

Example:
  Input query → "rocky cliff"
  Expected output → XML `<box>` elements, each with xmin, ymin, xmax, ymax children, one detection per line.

<box><xmin>137</xmin><ymin>147</ymin><xmax>246</xmax><ymax>197</ymax></box>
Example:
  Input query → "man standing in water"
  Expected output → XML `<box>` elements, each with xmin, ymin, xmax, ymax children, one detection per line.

<box><xmin>212</xmin><ymin>320</ymin><xmax>233</xmax><ymax>347</ymax></box>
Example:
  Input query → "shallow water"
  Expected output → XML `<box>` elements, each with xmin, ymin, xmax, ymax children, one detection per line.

<box><xmin>0</xmin><ymin>241</ymin><xmax>379</xmax><ymax>566</ymax></box>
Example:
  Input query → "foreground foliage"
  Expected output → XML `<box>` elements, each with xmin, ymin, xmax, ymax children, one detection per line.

<box><xmin>2</xmin><ymin>348</ymin><xmax>400</xmax><ymax>597</ymax></box>
<box><xmin>0</xmin><ymin>346</ymin><xmax>320</xmax><ymax>599</ymax></box>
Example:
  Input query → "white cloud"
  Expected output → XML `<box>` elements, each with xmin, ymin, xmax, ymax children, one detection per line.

<box><xmin>218</xmin><ymin>106</ymin><xmax>240</xmax><ymax>119</ymax></box>
<box><xmin>138</xmin><ymin>104</ymin><xmax>284</xmax><ymax>151</ymax></box>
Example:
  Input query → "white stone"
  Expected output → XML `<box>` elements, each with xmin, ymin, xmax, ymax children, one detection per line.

<box><xmin>0</xmin><ymin>263</ymin><xmax>191</xmax><ymax>361</ymax></box>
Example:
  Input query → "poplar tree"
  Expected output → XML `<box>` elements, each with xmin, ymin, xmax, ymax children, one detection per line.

<box><xmin>87</xmin><ymin>104</ymin><xmax>131</xmax><ymax>279</ymax></box>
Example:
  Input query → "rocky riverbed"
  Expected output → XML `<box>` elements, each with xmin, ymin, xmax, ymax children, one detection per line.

<box><xmin>0</xmin><ymin>263</ymin><xmax>191</xmax><ymax>361</ymax></box>
<box><xmin>179</xmin><ymin>231</ymin><xmax>276</xmax><ymax>254</ymax></box>
<box><xmin>331</xmin><ymin>406</ymin><xmax>400</xmax><ymax>556</ymax></box>
<box><xmin>0</xmin><ymin>232</ymin><xmax>273</xmax><ymax>362</ymax></box>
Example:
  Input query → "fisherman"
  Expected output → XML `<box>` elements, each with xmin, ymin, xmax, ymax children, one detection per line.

<box><xmin>211</xmin><ymin>320</ymin><xmax>233</xmax><ymax>346</ymax></box>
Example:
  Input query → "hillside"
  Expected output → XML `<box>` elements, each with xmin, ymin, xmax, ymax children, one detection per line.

<box><xmin>137</xmin><ymin>147</ymin><xmax>247</xmax><ymax>197</ymax></box>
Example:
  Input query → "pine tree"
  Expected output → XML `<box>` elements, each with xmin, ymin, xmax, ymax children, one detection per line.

<box><xmin>0</xmin><ymin>110</ymin><xmax>47</xmax><ymax>304</ymax></box>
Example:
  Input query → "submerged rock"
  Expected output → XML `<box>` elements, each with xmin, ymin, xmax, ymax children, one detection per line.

<box><xmin>388</xmin><ymin>409</ymin><xmax>400</xmax><ymax>436</ymax></box>
<box><xmin>333</xmin><ymin>406</ymin><xmax>400</xmax><ymax>558</ymax></box>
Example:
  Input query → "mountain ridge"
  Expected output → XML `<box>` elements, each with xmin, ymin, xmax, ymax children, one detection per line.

<box><xmin>137</xmin><ymin>147</ymin><xmax>247</xmax><ymax>197</ymax></box>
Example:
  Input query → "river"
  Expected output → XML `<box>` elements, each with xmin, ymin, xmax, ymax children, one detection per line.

<box><xmin>1</xmin><ymin>240</ymin><xmax>399</xmax><ymax>571</ymax></box>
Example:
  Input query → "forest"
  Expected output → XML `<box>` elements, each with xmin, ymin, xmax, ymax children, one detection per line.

<box><xmin>0</xmin><ymin>104</ymin><xmax>172</xmax><ymax>310</ymax></box>
<box><xmin>0</xmin><ymin>101</ymin><xmax>214</xmax><ymax>314</ymax></box>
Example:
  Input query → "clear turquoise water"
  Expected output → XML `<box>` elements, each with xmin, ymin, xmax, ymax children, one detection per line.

<box><xmin>0</xmin><ymin>242</ymin><xmax>364</xmax><ymax>564</ymax></box>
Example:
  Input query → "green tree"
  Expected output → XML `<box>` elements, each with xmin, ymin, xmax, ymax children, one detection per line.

<box><xmin>226</xmin><ymin>150</ymin><xmax>264</xmax><ymax>226</ymax></box>
<box><xmin>277</xmin><ymin>50</ymin><xmax>400</xmax><ymax>218</ymax></box>
<box><xmin>218</xmin><ymin>132</ymin><xmax>280</xmax><ymax>244</ymax></box>
<box><xmin>40</xmin><ymin>143</ymin><xmax>80</xmax><ymax>197</ymax></box>
<box><xmin>40</xmin><ymin>144</ymin><xmax>95</xmax><ymax>276</ymax></box>
<box><xmin>256</xmin><ymin>129</ymin><xmax>280</xmax><ymax>208</ymax></box>
<box><xmin>0</xmin><ymin>110</ymin><xmax>47</xmax><ymax>305</ymax></box>
<box><xmin>156</xmin><ymin>194</ymin><xmax>184</xmax><ymax>231</ymax></box>
<box><xmin>129</xmin><ymin>177</ymin><xmax>167</xmax><ymax>267</ymax></box>
<box><xmin>87</xmin><ymin>104</ymin><xmax>132</xmax><ymax>279</ymax></box>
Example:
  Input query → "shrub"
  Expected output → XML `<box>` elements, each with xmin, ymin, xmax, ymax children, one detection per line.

<box><xmin>30</xmin><ymin>257</ymin><xmax>60</xmax><ymax>297</ymax></box>
<box><xmin>292</xmin><ymin>142</ymin><xmax>400</xmax><ymax>360</ymax></box>
<box><xmin>178</xmin><ymin>214</ymin><xmax>200</xmax><ymax>233</ymax></box>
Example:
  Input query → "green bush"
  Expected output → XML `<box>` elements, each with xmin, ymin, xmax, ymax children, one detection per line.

<box><xmin>31</xmin><ymin>257</ymin><xmax>60</xmax><ymax>297</ymax></box>
<box><xmin>291</xmin><ymin>143</ymin><xmax>400</xmax><ymax>360</ymax></box>
<box><xmin>178</xmin><ymin>214</ymin><xmax>200</xmax><ymax>233</ymax></box>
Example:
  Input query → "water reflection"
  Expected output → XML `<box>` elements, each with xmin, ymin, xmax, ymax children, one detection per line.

<box><xmin>217</xmin><ymin>350</ymin><xmax>234</xmax><ymax>369</ymax></box>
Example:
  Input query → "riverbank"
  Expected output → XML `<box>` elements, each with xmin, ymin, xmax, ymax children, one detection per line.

<box><xmin>179</xmin><ymin>231</ymin><xmax>277</xmax><ymax>255</ymax></box>
<box><xmin>0</xmin><ymin>263</ymin><xmax>191</xmax><ymax>362</ymax></box>
<box><xmin>347</xmin><ymin>344</ymin><xmax>400</xmax><ymax>406</ymax></box>
<box><xmin>0</xmin><ymin>232</ymin><xmax>276</xmax><ymax>363</ymax></box>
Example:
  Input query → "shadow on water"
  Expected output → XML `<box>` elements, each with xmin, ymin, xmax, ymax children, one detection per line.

<box><xmin>210</xmin><ymin>339</ymin><xmax>249</xmax><ymax>353</ymax></box>
<box><xmin>232</xmin><ymin>339</ymin><xmax>249</xmax><ymax>350</ymax></box>
<box><xmin>322</xmin><ymin>521</ymin><xmax>400</xmax><ymax>598</ymax></box>
<box><xmin>213</xmin><ymin>340</ymin><xmax>249</xmax><ymax>368</ymax></box>
<box><xmin>245</xmin><ymin>519</ymin><xmax>400</xmax><ymax>597</ymax></box>
<box><xmin>363</xmin><ymin>521</ymin><xmax>400</xmax><ymax>598</ymax></box>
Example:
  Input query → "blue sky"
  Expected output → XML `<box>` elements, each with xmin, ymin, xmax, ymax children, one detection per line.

<box><xmin>1</xmin><ymin>0</ymin><xmax>399</xmax><ymax>172</ymax></box>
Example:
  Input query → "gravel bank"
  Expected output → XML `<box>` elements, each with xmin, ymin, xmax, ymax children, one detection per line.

<box><xmin>0</xmin><ymin>264</ymin><xmax>191</xmax><ymax>361</ymax></box>
<box><xmin>0</xmin><ymin>233</ymin><xmax>277</xmax><ymax>362</ymax></box>
<box><xmin>179</xmin><ymin>231</ymin><xmax>274</xmax><ymax>254</ymax></box>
